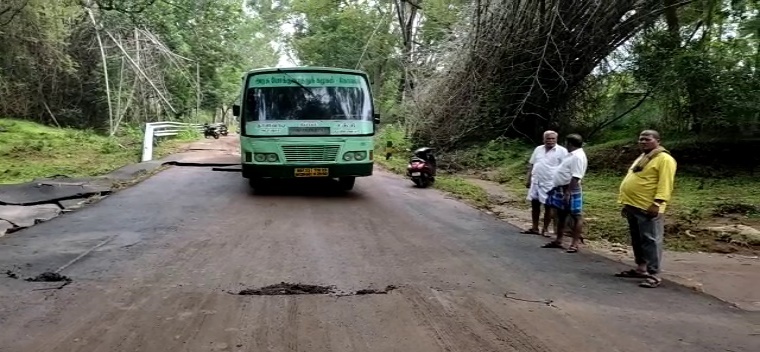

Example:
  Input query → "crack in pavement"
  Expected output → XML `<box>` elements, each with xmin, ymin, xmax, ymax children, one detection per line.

<box><xmin>231</xmin><ymin>282</ymin><xmax>399</xmax><ymax>297</ymax></box>
<box><xmin>162</xmin><ymin>161</ymin><xmax>241</xmax><ymax>168</ymax></box>
<box><xmin>504</xmin><ymin>293</ymin><xmax>557</xmax><ymax>308</ymax></box>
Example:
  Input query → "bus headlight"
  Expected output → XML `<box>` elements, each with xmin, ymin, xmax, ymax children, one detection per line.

<box><xmin>254</xmin><ymin>153</ymin><xmax>279</xmax><ymax>162</ymax></box>
<box><xmin>343</xmin><ymin>151</ymin><xmax>367</xmax><ymax>161</ymax></box>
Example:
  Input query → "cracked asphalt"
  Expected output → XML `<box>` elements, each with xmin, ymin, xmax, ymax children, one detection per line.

<box><xmin>0</xmin><ymin>143</ymin><xmax>757</xmax><ymax>351</ymax></box>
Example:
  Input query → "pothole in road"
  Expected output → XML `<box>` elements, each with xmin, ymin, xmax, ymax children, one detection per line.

<box><xmin>5</xmin><ymin>269</ymin><xmax>71</xmax><ymax>283</ymax></box>
<box><xmin>238</xmin><ymin>282</ymin><xmax>334</xmax><ymax>295</ymax></box>
<box><xmin>354</xmin><ymin>285</ymin><xmax>398</xmax><ymax>295</ymax></box>
<box><xmin>233</xmin><ymin>282</ymin><xmax>398</xmax><ymax>296</ymax></box>
<box><xmin>24</xmin><ymin>271</ymin><xmax>72</xmax><ymax>283</ymax></box>
<box><xmin>6</xmin><ymin>271</ymin><xmax>75</xmax><ymax>290</ymax></box>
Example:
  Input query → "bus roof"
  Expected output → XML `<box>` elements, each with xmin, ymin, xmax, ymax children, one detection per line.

<box><xmin>244</xmin><ymin>66</ymin><xmax>369</xmax><ymax>76</ymax></box>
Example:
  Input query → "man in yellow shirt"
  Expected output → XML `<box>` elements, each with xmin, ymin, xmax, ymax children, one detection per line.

<box><xmin>616</xmin><ymin>130</ymin><xmax>677</xmax><ymax>288</ymax></box>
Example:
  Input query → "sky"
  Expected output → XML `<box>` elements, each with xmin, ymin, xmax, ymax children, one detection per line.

<box><xmin>240</xmin><ymin>0</ymin><xmax>296</xmax><ymax>67</ymax></box>
<box><xmin>274</xmin><ymin>22</ymin><xmax>297</xmax><ymax>67</ymax></box>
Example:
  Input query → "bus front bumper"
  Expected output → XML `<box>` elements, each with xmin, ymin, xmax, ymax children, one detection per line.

<box><xmin>242</xmin><ymin>163</ymin><xmax>373</xmax><ymax>179</ymax></box>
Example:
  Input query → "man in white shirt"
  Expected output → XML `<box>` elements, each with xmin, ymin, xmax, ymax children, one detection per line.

<box><xmin>523</xmin><ymin>130</ymin><xmax>569</xmax><ymax>237</ymax></box>
<box><xmin>542</xmin><ymin>133</ymin><xmax>588</xmax><ymax>253</ymax></box>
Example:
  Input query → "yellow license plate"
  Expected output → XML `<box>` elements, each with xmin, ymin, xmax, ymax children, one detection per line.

<box><xmin>294</xmin><ymin>168</ymin><xmax>329</xmax><ymax>177</ymax></box>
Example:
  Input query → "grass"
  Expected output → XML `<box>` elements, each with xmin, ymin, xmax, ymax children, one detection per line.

<box><xmin>490</xmin><ymin>171</ymin><xmax>760</xmax><ymax>249</ymax></box>
<box><xmin>374</xmin><ymin>125</ymin><xmax>760</xmax><ymax>253</ymax></box>
<box><xmin>0</xmin><ymin>118</ymin><xmax>198</xmax><ymax>184</ymax></box>
<box><xmin>493</xmin><ymin>159</ymin><xmax>760</xmax><ymax>253</ymax></box>
<box><xmin>374</xmin><ymin>135</ymin><xmax>491</xmax><ymax>208</ymax></box>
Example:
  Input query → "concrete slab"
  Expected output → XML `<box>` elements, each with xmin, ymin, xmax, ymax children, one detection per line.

<box><xmin>0</xmin><ymin>178</ymin><xmax>112</xmax><ymax>205</ymax></box>
<box><xmin>0</xmin><ymin>204</ymin><xmax>61</xmax><ymax>228</ymax></box>
<box><xmin>58</xmin><ymin>198</ymin><xmax>89</xmax><ymax>211</ymax></box>
<box><xmin>107</xmin><ymin>161</ymin><xmax>164</xmax><ymax>181</ymax></box>
<box><xmin>0</xmin><ymin>220</ymin><xmax>13</xmax><ymax>237</ymax></box>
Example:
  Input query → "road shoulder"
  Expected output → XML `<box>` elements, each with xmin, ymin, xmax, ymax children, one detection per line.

<box><xmin>377</xmin><ymin>164</ymin><xmax>760</xmax><ymax>312</ymax></box>
<box><xmin>0</xmin><ymin>136</ymin><xmax>240</xmax><ymax>237</ymax></box>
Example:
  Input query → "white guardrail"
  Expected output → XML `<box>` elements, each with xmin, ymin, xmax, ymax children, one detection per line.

<box><xmin>141</xmin><ymin>121</ymin><xmax>206</xmax><ymax>162</ymax></box>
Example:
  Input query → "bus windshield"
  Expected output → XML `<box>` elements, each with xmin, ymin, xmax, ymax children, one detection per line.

<box><xmin>244</xmin><ymin>81</ymin><xmax>372</xmax><ymax>122</ymax></box>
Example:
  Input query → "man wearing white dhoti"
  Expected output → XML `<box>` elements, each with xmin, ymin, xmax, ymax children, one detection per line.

<box><xmin>523</xmin><ymin>130</ymin><xmax>568</xmax><ymax>237</ymax></box>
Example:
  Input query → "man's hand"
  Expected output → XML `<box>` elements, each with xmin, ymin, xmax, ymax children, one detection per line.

<box><xmin>620</xmin><ymin>207</ymin><xmax>628</xmax><ymax>218</ymax></box>
<box><xmin>646</xmin><ymin>204</ymin><xmax>660</xmax><ymax>217</ymax></box>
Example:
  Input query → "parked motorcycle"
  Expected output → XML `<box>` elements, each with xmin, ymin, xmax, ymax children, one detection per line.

<box><xmin>203</xmin><ymin>125</ymin><xmax>220</xmax><ymax>139</ymax></box>
<box><xmin>218</xmin><ymin>124</ymin><xmax>229</xmax><ymax>136</ymax></box>
<box><xmin>406</xmin><ymin>147</ymin><xmax>437</xmax><ymax>188</ymax></box>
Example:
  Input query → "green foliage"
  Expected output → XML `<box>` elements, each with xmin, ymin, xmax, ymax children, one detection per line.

<box><xmin>374</xmin><ymin>123</ymin><xmax>411</xmax><ymax>151</ymax></box>
<box><xmin>445</xmin><ymin>138</ymin><xmax>532</xmax><ymax>170</ymax></box>
<box><xmin>0</xmin><ymin>118</ymin><xmax>192</xmax><ymax>184</ymax></box>
<box><xmin>132</xmin><ymin>0</ymin><xmax>278</xmax><ymax>112</ymax></box>
<box><xmin>434</xmin><ymin>177</ymin><xmax>490</xmax><ymax>208</ymax></box>
<box><xmin>628</xmin><ymin>1</ymin><xmax>760</xmax><ymax>136</ymax></box>
<box><xmin>287</xmin><ymin>0</ymin><xmax>400</xmax><ymax>116</ymax></box>
<box><xmin>0</xmin><ymin>0</ymin><xmax>277</xmax><ymax>131</ymax></box>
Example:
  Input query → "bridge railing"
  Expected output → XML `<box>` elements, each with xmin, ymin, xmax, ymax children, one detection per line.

<box><xmin>142</xmin><ymin>121</ymin><xmax>205</xmax><ymax>162</ymax></box>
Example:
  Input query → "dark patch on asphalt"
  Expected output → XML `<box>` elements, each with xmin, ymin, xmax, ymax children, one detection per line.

<box><xmin>162</xmin><ymin>161</ymin><xmax>240</xmax><ymax>168</ymax></box>
<box><xmin>233</xmin><ymin>282</ymin><xmax>399</xmax><ymax>296</ymax></box>
<box><xmin>355</xmin><ymin>285</ymin><xmax>398</xmax><ymax>295</ymax></box>
<box><xmin>25</xmin><ymin>272</ymin><xmax>71</xmax><ymax>283</ymax></box>
<box><xmin>237</xmin><ymin>282</ymin><xmax>335</xmax><ymax>295</ymax></box>
<box><xmin>5</xmin><ymin>270</ymin><xmax>18</xmax><ymax>279</ymax></box>
<box><xmin>211</xmin><ymin>167</ymin><xmax>242</xmax><ymax>172</ymax></box>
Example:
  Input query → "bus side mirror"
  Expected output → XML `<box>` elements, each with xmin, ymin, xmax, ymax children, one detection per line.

<box><xmin>373</xmin><ymin>113</ymin><xmax>380</xmax><ymax>124</ymax></box>
<box><xmin>232</xmin><ymin>104</ymin><xmax>240</xmax><ymax>117</ymax></box>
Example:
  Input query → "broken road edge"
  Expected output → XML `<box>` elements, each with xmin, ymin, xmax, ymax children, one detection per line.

<box><xmin>0</xmin><ymin>152</ymin><xmax>241</xmax><ymax>237</ymax></box>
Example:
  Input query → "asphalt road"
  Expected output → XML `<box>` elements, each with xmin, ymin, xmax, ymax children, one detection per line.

<box><xmin>0</xmin><ymin>157</ymin><xmax>758</xmax><ymax>351</ymax></box>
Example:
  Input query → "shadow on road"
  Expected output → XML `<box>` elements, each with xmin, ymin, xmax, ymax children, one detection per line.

<box><xmin>246</xmin><ymin>179</ymin><xmax>366</xmax><ymax>199</ymax></box>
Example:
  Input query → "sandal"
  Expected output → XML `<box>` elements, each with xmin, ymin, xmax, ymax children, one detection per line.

<box><xmin>639</xmin><ymin>276</ymin><xmax>662</xmax><ymax>288</ymax></box>
<box><xmin>614</xmin><ymin>269</ymin><xmax>649</xmax><ymax>278</ymax></box>
<box><xmin>520</xmin><ymin>229</ymin><xmax>540</xmax><ymax>235</ymax></box>
<box><xmin>541</xmin><ymin>241</ymin><xmax>564</xmax><ymax>249</ymax></box>
<box><xmin>566</xmin><ymin>246</ymin><xmax>578</xmax><ymax>253</ymax></box>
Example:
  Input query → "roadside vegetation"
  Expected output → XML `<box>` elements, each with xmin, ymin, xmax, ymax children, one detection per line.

<box><xmin>376</xmin><ymin>125</ymin><xmax>760</xmax><ymax>254</ymax></box>
<box><xmin>0</xmin><ymin>118</ymin><xmax>198</xmax><ymax>184</ymax></box>
<box><xmin>0</xmin><ymin>1</ymin><xmax>277</xmax><ymax>184</ymax></box>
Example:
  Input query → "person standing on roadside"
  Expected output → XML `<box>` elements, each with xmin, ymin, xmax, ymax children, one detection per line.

<box><xmin>616</xmin><ymin>130</ymin><xmax>677</xmax><ymax>288</ymax></box>
<box><xmin>523</xmin><ymin>130</ymin><xmax>568</xmax><ymax>237</ymax></box>
<box><xmin>385</xmin><ymin>140</ymin><xmax>395</xmax><ymax>160</ymax></box>
<box><xmin>541</xmin><ymin>134</ymin><xmax>588</xmax><ymax>253</ymax></box>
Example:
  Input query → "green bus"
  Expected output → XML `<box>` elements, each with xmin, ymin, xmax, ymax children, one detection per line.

<box><xmin>232</xmin><ymin>66</ymin><xmax>380</xmax><ymax>191</ymax></box>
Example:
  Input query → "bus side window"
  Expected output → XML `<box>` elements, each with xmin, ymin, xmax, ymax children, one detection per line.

<box><xmin>245</xmin><ymin>90</ymin><xmax>257</xmax><ymax>120</ymax></box>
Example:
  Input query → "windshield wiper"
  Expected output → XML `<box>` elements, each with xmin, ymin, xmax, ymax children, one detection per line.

<box><xmin>276</xmin><ymin>68</ymin><xmax>315</xmax><ymax>97</ymax></box>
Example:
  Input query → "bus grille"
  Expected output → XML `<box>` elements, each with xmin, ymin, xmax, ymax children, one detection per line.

<box><xmin>281</xmin><ymin>145</ymin><xmax>340</xmax><ymax>163</ymax></box>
